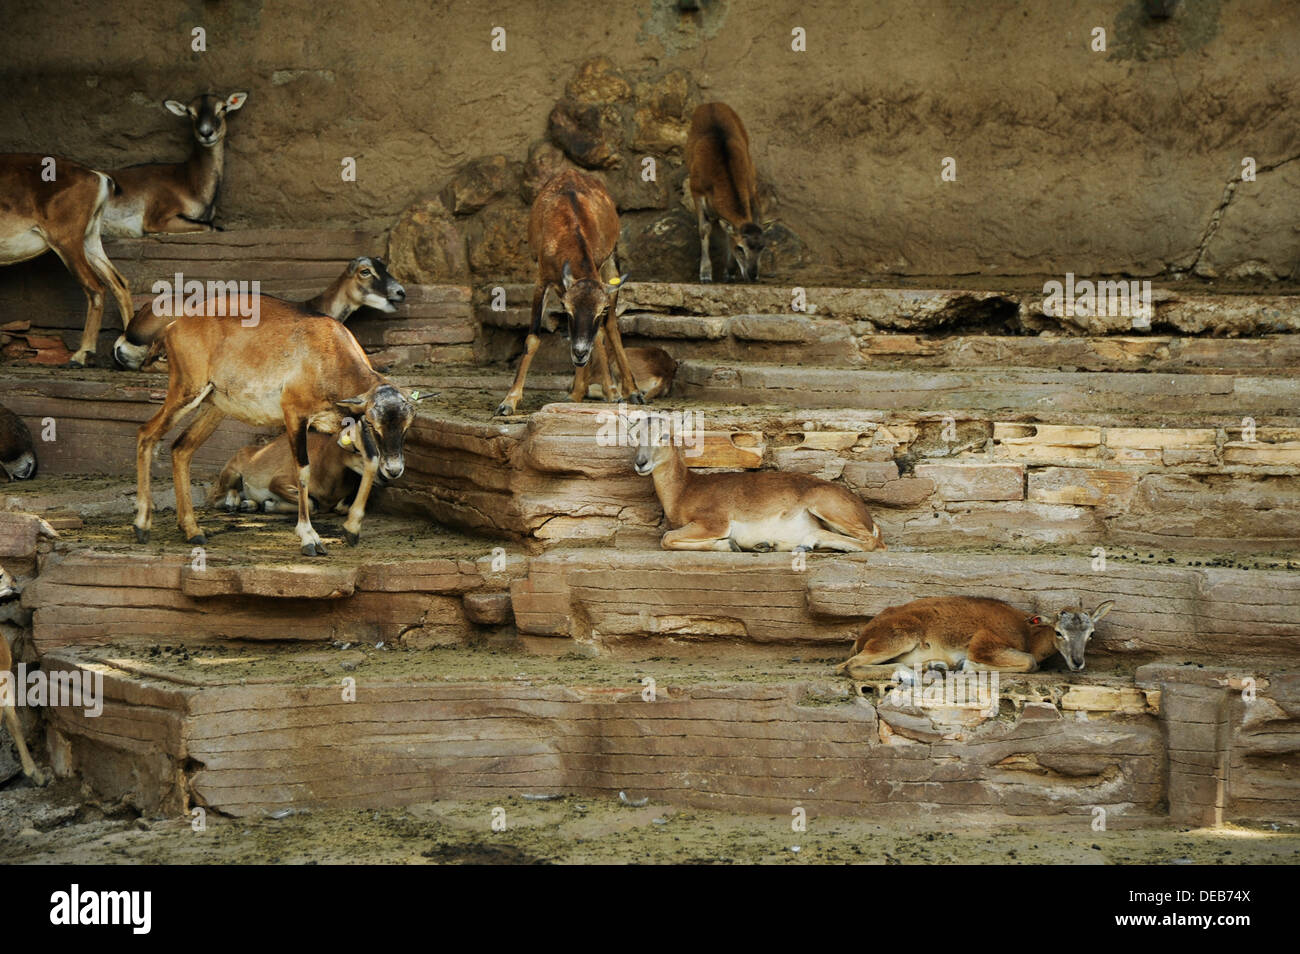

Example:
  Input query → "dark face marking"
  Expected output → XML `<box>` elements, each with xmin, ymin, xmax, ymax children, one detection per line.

<box><xmin>190</xmin><ymin>94</ymin><xmax>227</xmax><ymax>147</ymax></box>
<box><xmin>355</xmin><ymin>256</ymin><xmax>405</xmax><ymax>306</ymax></box>
<box><xmin>359</xmin><ymin>384</ymin><xmax>415</xmax><ymax>480</ymax></box>
<box><xmin>562</xmin><ymin>279</ymin><xmax>607</xmax><ymax>366</ymax></box>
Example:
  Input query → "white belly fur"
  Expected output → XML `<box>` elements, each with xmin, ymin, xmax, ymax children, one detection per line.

<box><xmin>726</xmin><ymin>510</ymin><xmax>820</xmax><ymax>550</ymax></box>
<box><xmin>0</xmin><ymin>228</ymin><xmax>51</xmax><ymax>265</ymax></box>
<box><xmin>891</xmin><ymin>644</ymin><xmax>968</xmax><ymax>668</ymax></box>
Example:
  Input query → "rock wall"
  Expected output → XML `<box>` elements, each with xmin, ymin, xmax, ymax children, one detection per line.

<box><xmin>2</xmin><ymin>0</ymin><xmax>1297</xmax><ymax>281</ymax></box>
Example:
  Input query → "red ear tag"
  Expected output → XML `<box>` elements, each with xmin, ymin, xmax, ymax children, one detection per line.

<box><xmin>1029</xmin><ymin>616</ymin><xmax>1042</xmax><ymax>625</ymax></box>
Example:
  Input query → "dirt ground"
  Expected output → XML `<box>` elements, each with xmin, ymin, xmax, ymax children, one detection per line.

<box><xmin>1</xmin><ymin>777</ymin><xmax>1296</xmax><ymax>865</ymax></box>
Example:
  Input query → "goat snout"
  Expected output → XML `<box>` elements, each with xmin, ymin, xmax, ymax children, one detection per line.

<box><xmin>381</xmin><ymin>460</ymin><xmax>405</xmax><ymax>481</ymax></box>
<box><xmin>389</xmin><ymin>284</ymin><xmax>406</xmax><ymax>302</ymax></box>
<box><xmin>572</xmin><ymin>343</ymin><xmax>592</xmax><ymax>366</ymax></box>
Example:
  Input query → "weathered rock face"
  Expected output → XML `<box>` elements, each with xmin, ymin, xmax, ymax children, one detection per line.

<box><xmin>4</xmin><ymin>1</ymin><xmax>1296</xmax><ymax>283</ymax></box>
<box><xmin>521</xmin><ymin>140</ymin><xmax>580</xmax><ymax>205</ymax></box>
<box><xmin>386</xmin><ymin>198</ymin><xmax>469</xmax><ymax>285</ymax></box>
<box><xmin>441</xmin><ymin>155</ymin><xmax>517</xmax><ymax>216</ymax></box>
<box><xmin>619</xmin><ymin>209</ymin><xmax>699</xmax><ymax>282</ymax></box>
<box><xmin>383</xmin><ymin>55</ymin><xmax>810</xmax><ymax>285</ymax></box>
<box><xmin>464</xmin><ymin>199</ymin><xmax>533</xmax><ymax>279</ymax></box>
<box><xmin>548</xmin><ymin>100</ymin><xmax>627</xmax><ymax>170</ymax></box>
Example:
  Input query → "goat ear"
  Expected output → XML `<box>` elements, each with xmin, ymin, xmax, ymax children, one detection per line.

<box><xmin>164</xmin><ymin>100</ymin><xmax>189</xmax><ymax>117</ymax></box>
<box><xmin>561</xmin><ymin>261</ymin><xmax>574</xmax><ymax>291</ymax></box>
<box><xmin>1090</xmin><ymin>600</ymin><xmax>1115</xmax><ymax>622</ymax></box>
<box><xmin>225</xmin><ymin>91</ymin><xmax>249</xmax><ymax>112</ymax></box>
<box><xmin>336</xmin><ymin>395</ymin><xmax>367</xmax><ymax>409</ymax></box>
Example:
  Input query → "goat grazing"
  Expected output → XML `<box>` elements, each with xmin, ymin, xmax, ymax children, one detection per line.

<box><xmin>686</xmin><ymin>102</ymin><xmax>765</xmax><ymax>282</ymax></box>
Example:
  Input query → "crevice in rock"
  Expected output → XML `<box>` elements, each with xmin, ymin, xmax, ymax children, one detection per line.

<box><xmin>1181</xmin><ymin>153</ymin><xmax>1300</xmax><ymax>277</ymax></box>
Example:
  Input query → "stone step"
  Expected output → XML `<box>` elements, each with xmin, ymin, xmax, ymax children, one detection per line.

<box><xmin>477</xmin><ymin>281</ymin><xmax>1300</xmax><ymax>337</ymax></box>
<box><xmin>4</xmin><ymin>371</ymin><xmax>1295</xmax><ymax>553</ymax></box>
<box><xmin>672</xmin><ymin>360</ymin><xmax>1300</xmax><ymax>417</ymax></box>
<box><xmin>381</xmin><ymin>399</ymin><xmax>1300</xmax><ymax>553</ymax></box>
<box><xmin>0</xmin><ymin>230</ymin><xmax>479</xmax><ymax>371</ymax></box>
<box><xmin>483</xmin><ymin>313</ymin><xmax>1300</xmax><ymax>377</ymax></box>
<box><xmin>0</xmin><ymin>228</ymin><xmax>384</xmax><ymax>323</ymax></box>
<box><xmin>8</xmin><ymin>502</ymin><xmax>1296</xmax><ymax>665</ymax></box>
<box><xmin>35</xmin><ymin>641</ymin><xmax>1299</xmax><ymax>825</ymax></box>
<box><xmin>1</xmin><ymin>281</ymin><xmax>473</xmax><ymax>370</ymax></box>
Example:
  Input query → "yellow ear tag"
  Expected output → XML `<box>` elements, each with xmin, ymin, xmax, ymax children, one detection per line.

<box><xmin>411</xmin><ymin>390</ymin><xmax>420</xmax><ymax>400</ymax></box>
<box><xmin>609</xmin><ymin>277</ymin><xmax>621</xmax><ymax>286</ymax></box>
<box><xmin>340</xmin><ymin>430</ymin><xmax>353</xmax><ymax>447</ymax></box>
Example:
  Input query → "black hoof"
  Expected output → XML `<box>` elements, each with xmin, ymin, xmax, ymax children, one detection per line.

<box><xmin>700</xmin><ymin>276</ymin><xmax>713</xmax><ymax>284</ymax></box>
<box><xmin>494</xmin><ymin>402</ymin><xmax>516</xmax><ymax>417</ymax></box>
<box><xmin>301</xmin><ymin>542</ymin><xmax>327</xmax><ymax>558</ymax></box>
<box><xmin>627</xmin><ymin>390</ymin><xmax>646</xmax><ymax>406</ymax></box>
<box><xmin>133</xmin><ymin>527</ymin><xmax>150</xmax><ymax>544</ymax></box>
<box><xmin>728</xmin><ymin>538</ymin><xmax>743</xmax><ymax>552</ymax></box>
<box><xmin>187</xmin><ymin>533</ymin><xmax>206</xmax><ymax>545</ymax></box>
<box><xmin>345</xmin><ymin>531</ymin><xmax>360</xmax><ymax>547</ymax></box>
<box><xmin>752</xmin><ymin>541</ymin><xmax>776</xmax><ymax>553</ymax></box>
<box><xmin>223</xmin><ymin>503</ymin><xmax>237</xmax><ymax>514</ymax></box>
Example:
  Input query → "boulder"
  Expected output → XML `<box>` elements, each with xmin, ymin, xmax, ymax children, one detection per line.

<box><xmin>565</xmin><ymin>56</ymin><xmax>633</xmax><ymax>105</ymax></box>
<box><xmin>441</xmin><ymin>154</ymin><xmax>515</xmax><ymax>215</ymax></box>
<box><xmin>631</xmin><ymin>69</ymin><xmax>692</xmax><ymax>154</ymax></box>
<box><xmin>521</xmin><ymin>140</ymin><xmax>580</xmax><ymax>205</ymax></box>
<box><xmin>465</xmin><ymin>199</ymin><xmax>534</xmax><ymax>279</ymax></box>
<box><xmin>548</xmin><ymin>99</ymin><xmax>626</xmax><ymax>169</ymax></box>
<box><xmin>619</xmin><ymin>208</ymin><xmax>698</xmax><ymax>282</ymax></box>
<box><xmin>386</xmin><ymin>197</ymin><xmax>469</xmax><ymax>284</ymax></box>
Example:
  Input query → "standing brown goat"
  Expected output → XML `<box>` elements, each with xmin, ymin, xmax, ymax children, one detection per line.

<box><xmin>686</xmin><ymin>102</ymin><xmax>765</xmax><ymax>282</ymax></box>
<box><xmin>495</xmin><ymin>169</ymin><xmax>642</xmax><ymax>415</ymax></box>
<box><xmin>133</xmin><ymin>307</ymin><xmax>418</xmax><ymax>556</ymax></box>
<box><xmin>0</xmin><ymin>154</ymin><xmax>135</xmax><ymax>367</ymax></box>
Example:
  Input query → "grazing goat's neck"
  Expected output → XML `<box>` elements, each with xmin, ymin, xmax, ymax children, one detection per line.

<box><xmin>305</xmin><ymin>272</ymin><xmax>353</xmax><ymax>320</ymax></box>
